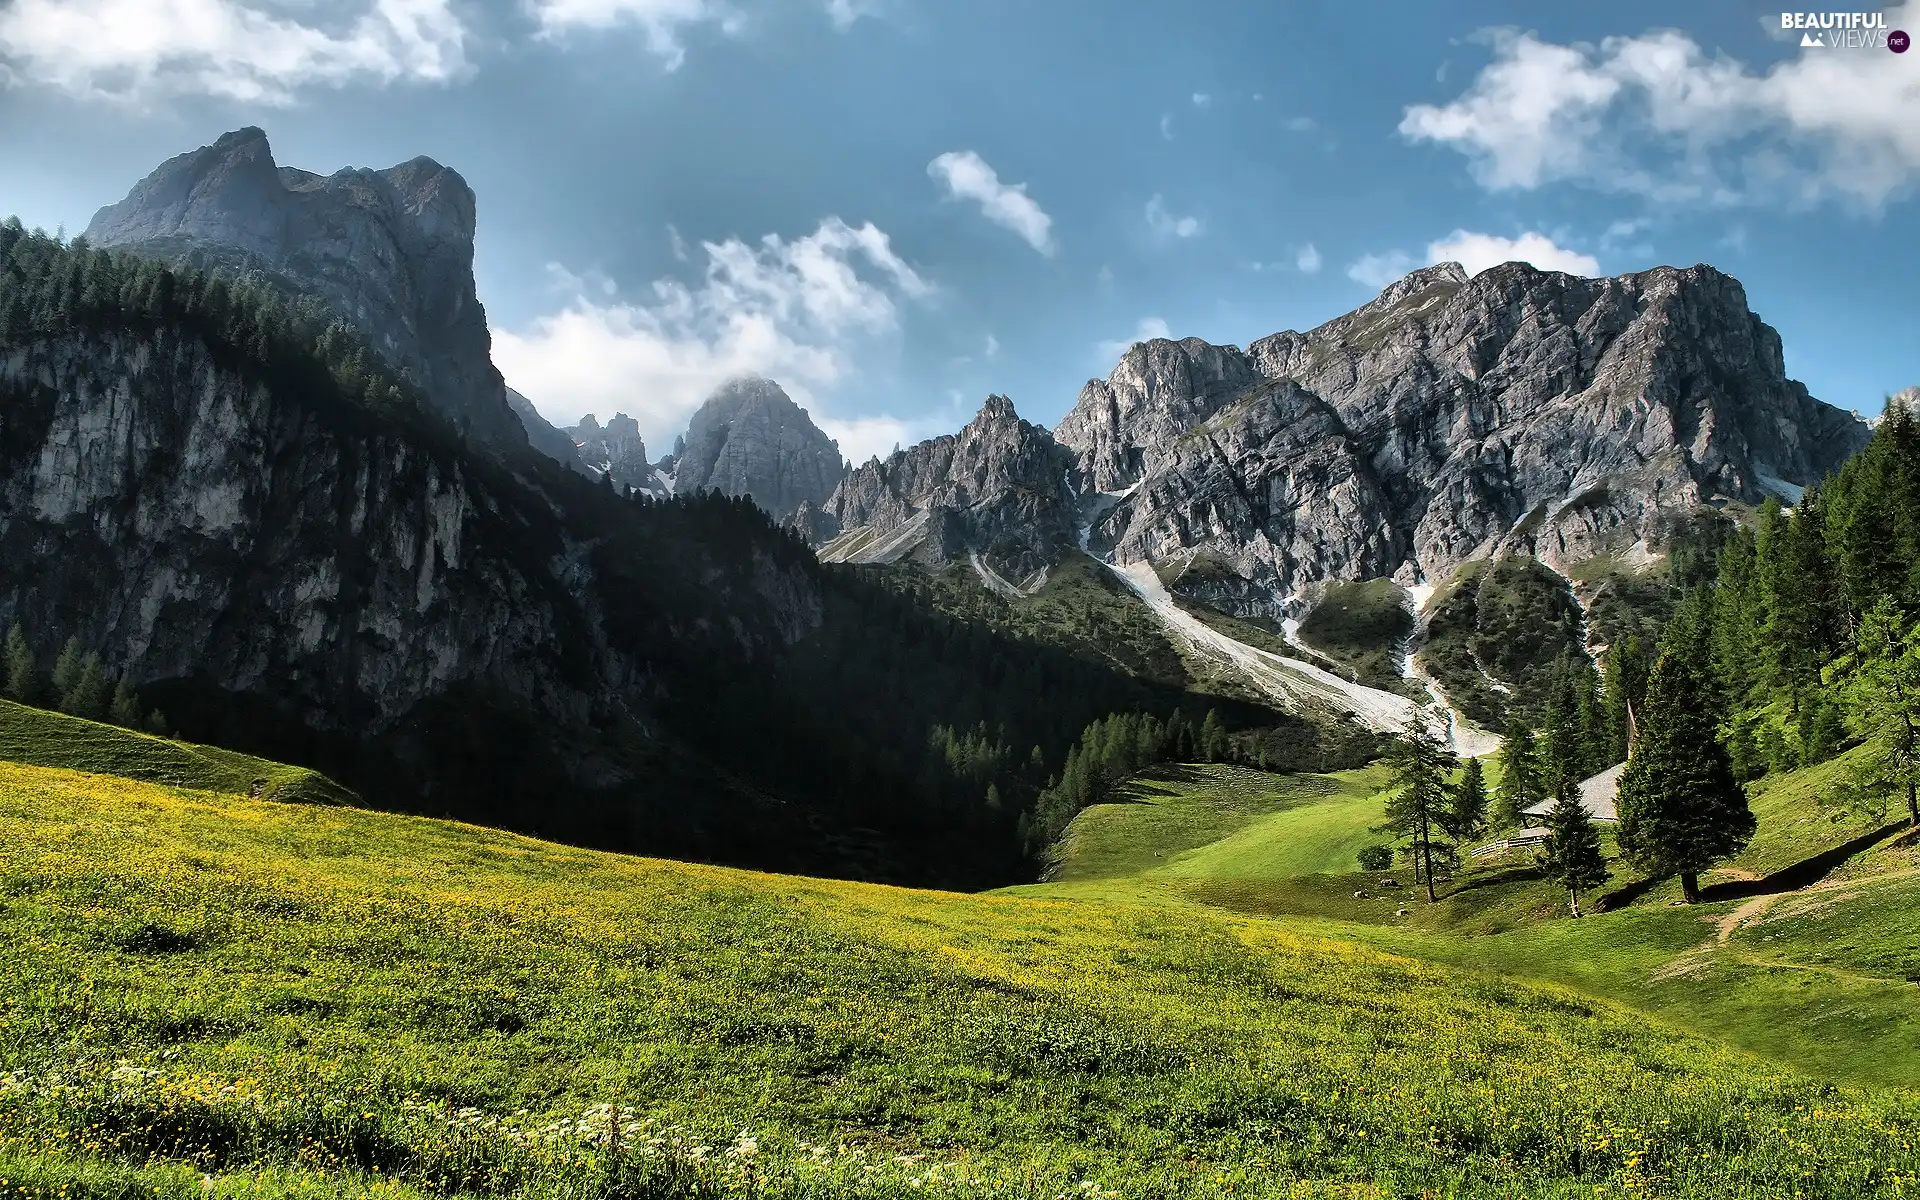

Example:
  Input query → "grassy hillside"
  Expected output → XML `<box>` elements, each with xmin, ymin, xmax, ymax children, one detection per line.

<box><xmin>0</xmin><ymin>698</ymin><xmax>356</xmax><ymax>805</ymax></box>
<box><xmin>1029</xmin><ymin>752</ymin><xmax>1920</xmax><ymax>1090</ymax></box>
<box><xmin>1</xmin><ymin>761</ymin><xmax>1914</xmax><ymax>1198</ymax></box>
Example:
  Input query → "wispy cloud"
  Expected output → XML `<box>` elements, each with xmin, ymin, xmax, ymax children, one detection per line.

<box><xmin>1295</xmin><ymin>243</ymin><xmax>1323</xmax><ymax>273</ymax></box>
<box><xmin>1401</xmin><ymin>7</ymin><xmax>1920</xmax><ymax>208</ymax></box>
<box><xmin>494</xmin><ymin>217</ymin><xmax>930</xmax><ymax>450</ymax></box>
<box><xmin>0</xmin><ymin>0</ymin><xmax>469</xmax><ymax>103</ymax></box>
<box><xmin>927</xmin><ymin>150</ymin><xmax>1056</xmax><ymax>255</ymax></box>
<box><xmin>1144</xmin><ymin>194</ymin><xmax>1203</xmax><ymax>239</ymax></box>
<box><xmin>1346</xmin><ymin>251</ymin><xmax>1414</xmax><ymax>290</ymax></box>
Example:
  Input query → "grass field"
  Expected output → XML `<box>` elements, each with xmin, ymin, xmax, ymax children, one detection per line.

<box><xmin>2</xmin><ymin>760</ymin><xmax>1918</xmax><ymax>1197</ymax></box>
<box><xmin>1028</xmin><ymin>753</ymin><xmax>1920</xmax><ymax>1092</ymax></box>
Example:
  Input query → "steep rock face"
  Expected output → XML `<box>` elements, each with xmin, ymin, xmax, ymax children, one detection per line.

<box><xmin>818</xmin><ymin>396</ymin><xmax>1077</xmax><ymax>578</ymax></box>
<box><xmin>0</xmin><ymin>327</ymin><xmax>820</xmax><ymax>806</ymax></box>
<box><xmin>570</xmin><ymin>412</ymin><xmax>656</xmax><ymax>493</ymax></box>
<box><xmin>1053</xmin><ymin>336</ymin><xmax>1263</xmax><ymax>493</ymax></box>
<box><xmin>508</xmin><ymin>388</ymin><xmax>588</xmax><ymax>473</ymax></box>
<box><xmin>84</xmin><ymin>128</ymin><xmax>526</xmax><ymax>450</ymax></box>
<box><xmin>674</xmin><ymin>377</ymin><xmax>844</xmax><ymax>518</ymax></box>
<box><xmin>1069</xmin><ymin>261</ymin><xmax>1871</xmax><ymax>610</ymax></box>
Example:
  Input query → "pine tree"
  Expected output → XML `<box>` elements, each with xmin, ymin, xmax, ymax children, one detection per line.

<box><xmin>1536</xmin><ymin>776</ymin><xmax>1610</xmax><ymax>917</ymax></box>
<box><xmin>1491</xmin><ymin>721</ymin><xmax>1541</xmax><ymax>829</ymax></box>
<box><xmin>1381</xmin><ymin>706</ymin><xmax>1459</xmax><ymax>902</ymax></box>
<box><xmin>70</xmin><ymin>654</ymin><xmax>108</xmax><ymax>720</ymax></box>
<box><xmin>1541</xmin><ymin>670</ymin><xmax>1587</xmax><ymax>792</ymax></box>
<box><xmin>108</xmin><ymin>678</ymin><xmax>142</xmax><ymax>728</ymax></box>
<box><xmin>144</xmin><ymin>710</ymin><xmax>168</xmax><ymax>737</ymax></box>
<box><xmin>50</xmin><ymin>636</ymin><xmax>83</xmax><ymax>712</ymax></box>
<box><xmin>4</xmin><ymin>623</ymin><xmax>36</xmax><ymax>704</ymax></box>
<box><xmin>1199</xmin><ymin>710</ymin><xmax>1227</xmax><ymax>762</ymax></box>
<box><xmin>1845</xmin><ymin>597</ymin><xmax>1920</xmax><ymax>828</ymax></box>
<box><xmin>1601</xmin><ymin>635</ymin><xmax>1649</xmax><ymax>762</ymax></box>
<box><xmin>1441</xmin><ymin>756</ymin><xmax>1489</xmax><ymax>846</ymax></box>
<box><xmin>1616</xmin><ymin>655</ymin><xmax>1756</xmax><ymax>903</ymax></box>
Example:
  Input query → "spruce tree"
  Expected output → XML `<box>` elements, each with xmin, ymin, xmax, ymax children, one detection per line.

<box><xmin>71</xmin><ymin>654</ymin><xmax>108</xmax><ymax>721</ymax></box>
<box><xmin>1442</xmin><ymin>756</ymin><xmax>1489</xmax><ymax>846</ymax></box>
<box><xmin>1615</xmin><ymin>655</ymin><xmax>1755</xmax><ymax>903</ymax></box>
<box><xmin>1845</xmin><ymin>597</ymin><xmax>1920</xmax><ymax>828</ymax></box>
<box><xmin>1381</xmin><ymin>707</ymin><xmax>1459</xmax><ymax>902</ymax></box>
<box><xmin>50</xmin><ymin>636</ymin><xmax>83</xmax><ymax>712</ymax></box>
<box><xmin>1492</xmin><ymin>721</ymin><xmax>1541</xmax><ymax>829</ymax></box>
<box><xmin>1536</xmin><ymin>777</ymin><xmax>1610</xmax><ymax>917</ymax></box>
<box><xmin>4</xmin><ymin>623</ymin><xmax>36</xmax><ymax>704</ymax></box>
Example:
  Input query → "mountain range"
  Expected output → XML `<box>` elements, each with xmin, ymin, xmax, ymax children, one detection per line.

<box><xmin>0</xmin><ymin>126</ymin><xmax>1894</xmax><ymax>883</ymax></box>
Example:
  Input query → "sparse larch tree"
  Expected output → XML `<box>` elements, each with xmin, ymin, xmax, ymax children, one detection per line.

<box><xmin>1382</xmin><ymin>706</ymin><xmax>1460</xmax><ymax>902</ymax></box>
<box><xmin>4</xmin><ymin>623</ymin><xmax>36</xmax><ymax>704</ymax></box>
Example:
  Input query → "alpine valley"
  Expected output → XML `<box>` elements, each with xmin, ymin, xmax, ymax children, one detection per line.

<box><xmin>4</xmin><ymin>127</ymin><xmax>1920</xmax><ymax>1200</ymax></box>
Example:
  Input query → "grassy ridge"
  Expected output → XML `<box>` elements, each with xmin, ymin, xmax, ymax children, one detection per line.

<box><xmin>0</xmin><ymin>699</ymin><xmax>356</xmax><ymax>805</ymax></box>
<box><xmin>1</xmin><ymin>762</ymin><xmax>1915</xmax><ymax>1197</ymax></box>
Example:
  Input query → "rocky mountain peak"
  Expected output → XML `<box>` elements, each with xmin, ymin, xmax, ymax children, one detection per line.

<box><xmin>83</xmin><ymin>128</ymin><xmax>522</xmax><ymax>451</ymax></box>
<box><xmin>815</xmin><ymin>395</ymin><xmax>1076</xmax><ymax>576</ymax></box>
<box><xmin>672</xmin><ymin>377</ymin><xmax>845</xmax><ymax>519</ymax></box>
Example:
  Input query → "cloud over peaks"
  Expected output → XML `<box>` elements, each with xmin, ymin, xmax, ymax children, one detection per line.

<box><xmin>494</xmin><ymin>217</ymin><xmax>929</xmax><ymax>450</ymax></box>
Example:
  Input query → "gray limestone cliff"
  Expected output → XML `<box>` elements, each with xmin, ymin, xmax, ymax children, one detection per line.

<box><xmin>1062</xmin><ymin>261</ymin><xmax>1871</xmax><ymax>612</ymax></box>
<box><xmin>674</xmin><ymin>377</ymin><xmax>845</xmax><ymax>519</ymax></box>
<box><xmin>83</xmin><ymin>127</ymin><xmax>527</xmax><ymax>451</ymax></box>
<box><xmin>816</xmin><ymin>395</ymin><xmax>1077</xmax><ymax>579</ymax></box>
<box><xmin>569</xmin><ymin>412</ymin><xmax>656</xmax><ymax>493</ymax></box>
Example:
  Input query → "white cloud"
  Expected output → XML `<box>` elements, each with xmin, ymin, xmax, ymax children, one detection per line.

<box><xmin>1096</xmin><ymin>316</ymin><xmax>1173</xmax><ymax>361</ymax></box>
<box><xmin>823</xmin><ymin>0</ymin><xmax>873</xmax><ymax>29</ymax></box>
<box><xmin>817</xmin><ymin>411</ymin><xmax>953</xmax><ymax>465</ymax></box>
<box><xmin>1191</xmin><ymin>91</ymin><xmax>1212</xmax><ymax>109</ymax></box>
<box><xmin>1346</xmin><ymin>251</ymin><xmax>1414</xmax><ymax>289</ymax></box>
<box><xmin>984</xmin><ymin>333</ymin><xmax>1000</xmax><ymax>358</ymax></box>
<box><xmin>927</xmin><ymin>150</ymin><xmax>1056</xmax><ymax>255</ymax></box>
<box><xmin>1426</xmin><ymin>229</ymin><xmax>1599</xmax><ymax>277</ymax></box>
<box><xmin>1144</xmin><ymin>194</ymin><xmax>1202</xmax><ymax>239</ymax></box>
<box><xmin>1295</xmin><ymin>243</ymin><xmax>1322</xmax><ymax>273</ymax></box>
<box><xmin>1400</xmin><ymin>8</ymin><xmax>1920</xmax><ymax>208</ymax></box>
<box><xmin>0</xmin><ymin>0</ymin><xmax>468</xmax><ymax>103</ymax></box>
<box><xmin>494</xmin><ymin>217</ymin><xmax>929</xmax><ymax>451</ymax></box>
<box><xmin>1283</xmin><ymin>115</ymin><xmax>1315</xmax><ymax>133</ymax></box>
<box><xmin>1159</xmin><ymin>113</ymin><xmax>1175</xmax><ymax>140</ymax></box>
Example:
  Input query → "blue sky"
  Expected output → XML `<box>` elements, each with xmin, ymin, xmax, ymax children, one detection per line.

<box><xmin>2</xmin><ymin>0</ymin><xmax>1916</xmax><ymax>462</ymax></box>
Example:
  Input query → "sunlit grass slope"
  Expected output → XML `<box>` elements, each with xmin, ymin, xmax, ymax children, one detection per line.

<box><xmin>1030</xmin><ymin>754</ymin><xmax>1920</xmax><ymax>1089</ymax></box>
<box><xmin>0</xmin><ymin>698</ymin><xmax>355</xmax><ymax>805</ymax></box>
<box><xmin>2</xmin><ymin>762</ymin><xmax>1917</xmax><ymax>1198</ymax></box>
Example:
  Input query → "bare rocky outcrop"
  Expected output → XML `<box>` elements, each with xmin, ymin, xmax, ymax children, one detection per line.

<box><xmin>817</xmin><ymin>395</ymin><xmax>1077</xmax><ymax>578</ymax></box>
<box><xmin>509</xmin><ymin>389</ymin><xmax>589</xmax><ymax>473</ymax></box>
<box><xmin>673</xmin><ymin>377</ymin><xmax>846</xmax><ymax>519</ymax></box>
<box><xmin>83</xmin><ymin>127</ymin><xmax>528</xmax><ymax>451</ymax></box>
<box><xmin>1061</xmin><ymin>261</ymin><xmax>1871</xmax><ymax>612</ymax></box>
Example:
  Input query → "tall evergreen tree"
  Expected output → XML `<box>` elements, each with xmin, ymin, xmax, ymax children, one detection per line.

<box><xmin>1381</xmin><ymin>707</ymin><xmax>1460</xmax><ymax>902</ymax></box>
<box><xmin>1441</xmin><ymin>756</ymin><xmax>1489</xmax><ymax>846</ymax></box>
<box><xmin>1491</xmin><ymin>721</ymin><xmax>1541</xmax><ymax>829</ymax></box>
<box><xmin>70</xmin><ymin>653</ymin><xmax>108</xmax><ymax>721</ymax></box>
<box><xmin>1536</xmin><ymin>777</ymin><xmax>1610</xmax><ymax>917</ymax></box>
<box><xmin>1601</xmin><ymin>635</ymin><xmax>1649</xmax><ymax>762</ymax></box>
<box><xmin>3</xmin><ymin>623</ymin><xmax>36</xmax><ymax>705</ymax></box>
<box><xmin>50</xmin><ymin>636</ymin><xmax>83</xmax><ymax>712</ymax></box>
<box><xmin>1845</xmin><ymin>597</ymin><xmax>1920</xmax><ymax>828</ymax></box>
<box><xmin>1616</xmin><ymin>655</ymin><xmax>1756</xmax><ymax>903</ymax></box>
